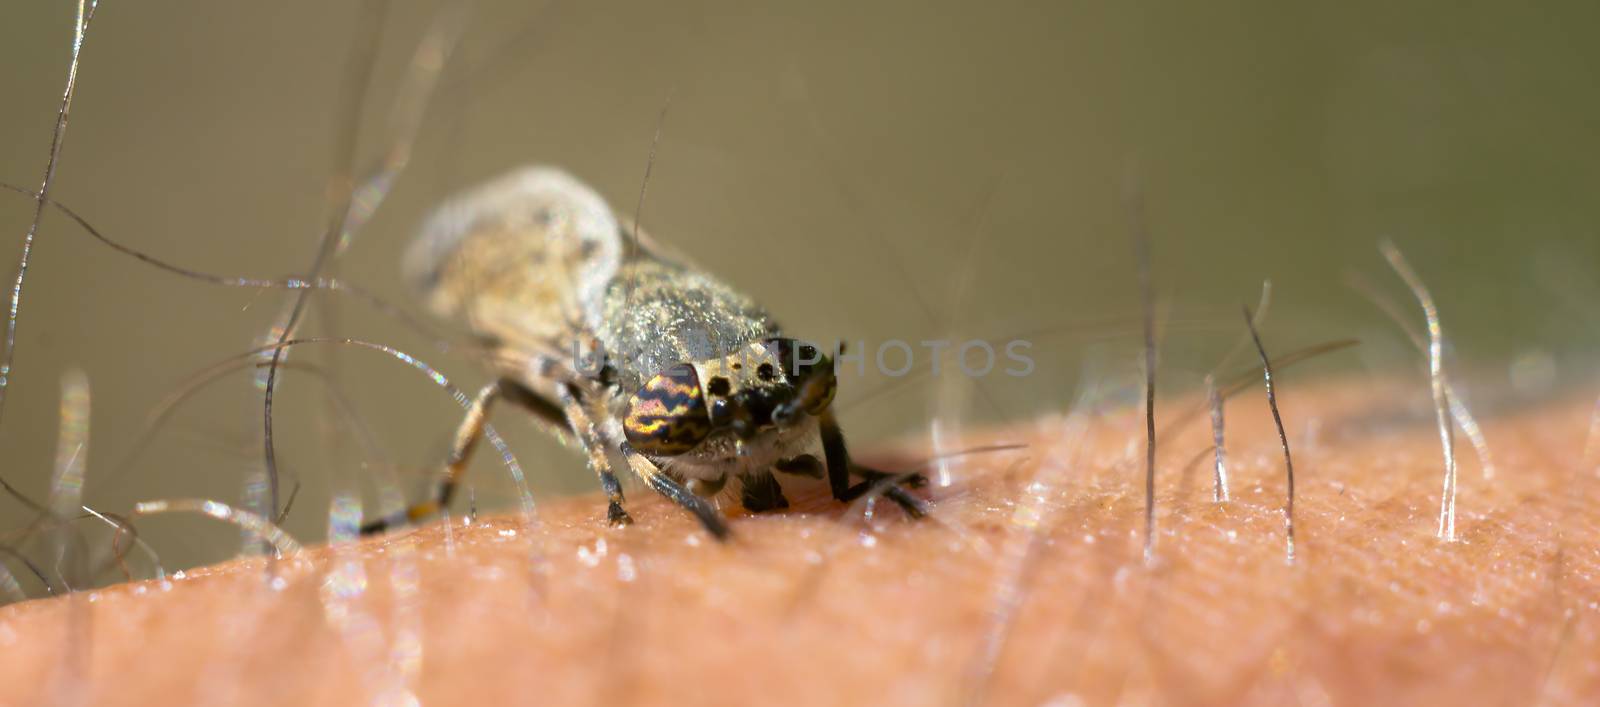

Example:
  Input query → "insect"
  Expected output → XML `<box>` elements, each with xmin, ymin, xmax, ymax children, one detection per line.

<box><xmin>360</xmin><ymin>167</ymin><xmax>926</xmax><ymax>538</ymax></box>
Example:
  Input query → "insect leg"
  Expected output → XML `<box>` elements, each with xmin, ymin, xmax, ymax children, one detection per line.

<box><xmin>819</xmin><ymin>409</ymin><xmax>853</xmax><ymax>501</ymax></box>
<box><xmin>620</xmin><ymin>443</ymin><xmax>730</xmax><ymax>539</ymax></box>
<box><xmin>360</xmin><ymin>377</ymin><xmax>568</xmax><ymax>535</ymax></box>
<box><xmin>739</xmin><ymin>471</ymin><xmax>789</xmax><ymax>513</ymax></box>
<box><xmin>552</xmin><ymin>383</ymin><xmax>634</xmax><ymax>527</ymax></box>
<box><xmin>818</xmin><ymin>409</ymin><xmax>928</xmax><ymax>518</ymax></box>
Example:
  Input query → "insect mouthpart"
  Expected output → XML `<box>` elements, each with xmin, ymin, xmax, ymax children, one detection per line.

<box><xmin>703</xmin><ymin>343</ymin><xmax>838</xmax><ymax>441</ymax></box>
<box><xmin>709</xmin><ymin>384</ymin><xmax>791</xmax><ymax>440</ymax></box>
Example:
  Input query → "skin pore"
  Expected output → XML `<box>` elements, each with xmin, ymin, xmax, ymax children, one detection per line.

<box><xmin>0</xmin><ymin>377</ymin><xmax>1596</xmax><ymax>705</ymax></box>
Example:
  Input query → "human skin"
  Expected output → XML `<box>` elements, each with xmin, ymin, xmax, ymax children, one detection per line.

<box><xmin>0</xmin><ymin>377</ymin><xmax>1597</xmax><ymax>706</ymax></box>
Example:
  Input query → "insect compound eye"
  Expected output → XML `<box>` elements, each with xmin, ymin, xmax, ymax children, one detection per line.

<box><xmin>624</xmin><ymin>363</ymin><xmax>712</xmax><ymax>455</ymax></box>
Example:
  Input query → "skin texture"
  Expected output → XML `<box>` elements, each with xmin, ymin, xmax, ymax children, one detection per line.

<box><xmin>0</xmin><ymin>377</ymin><xmax>1597</xmax><ymax>706</ymax></box>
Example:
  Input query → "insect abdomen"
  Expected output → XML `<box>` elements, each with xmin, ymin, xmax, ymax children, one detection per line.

<box><xmin>404</xmin><ymin>167</ymin><xmax>623</xmax><ymax>344</ymax></box>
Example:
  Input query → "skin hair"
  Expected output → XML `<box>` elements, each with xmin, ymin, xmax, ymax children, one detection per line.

<box><xmin>0</xmin><ymin>377</ymin><xmax>1595</xmax><ymax>706</ymax></box>
<box><xmin>2</xmin><ymin>4</ymin><xmax>1594</xmax><ymax>706</ymax></box>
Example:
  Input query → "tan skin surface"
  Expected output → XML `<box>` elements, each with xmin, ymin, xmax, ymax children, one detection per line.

<box><xmin>0</xmin><ymin>378</ymin><xmax>1597</xmax><ymax>706</ymax></box>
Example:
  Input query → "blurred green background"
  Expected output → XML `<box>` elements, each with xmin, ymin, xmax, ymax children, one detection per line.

<box><xmin>1</xmin><ymin>1</ymin><xmax>1597</xmax><ymax>576</ymax></box>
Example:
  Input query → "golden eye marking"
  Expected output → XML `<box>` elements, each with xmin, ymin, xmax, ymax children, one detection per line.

<box><xmin>624</xmin><ymin>363</ymin><xmax>711</xmax><ymax>454</ymax></box>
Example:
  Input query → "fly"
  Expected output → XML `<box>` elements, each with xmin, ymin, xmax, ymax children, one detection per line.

<box><xmin>360</xmin><ymin>167</ymin><xmax>925</xmax><ymax>538</ymax></box>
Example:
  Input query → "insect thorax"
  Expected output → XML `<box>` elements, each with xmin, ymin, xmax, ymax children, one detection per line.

<box><xmin>593</xmin><ymin>258</ymin><xmax>779</xmax><ymax>394</ymax></box>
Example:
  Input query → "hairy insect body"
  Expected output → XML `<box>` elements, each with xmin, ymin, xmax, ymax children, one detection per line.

<box><xmin>367</xmin><ymin>167</ymin><xmax>922</xmax><ymax>538</ymax></box>
<box><xmin>404</xmin><ymin>168</ymin><xmax>620</xmax><ymax>350</ymax></box>
<box><xmin>598</xmin><ymin>259</ymin><xmax>773</xmax><ymax>391</ymax></box>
